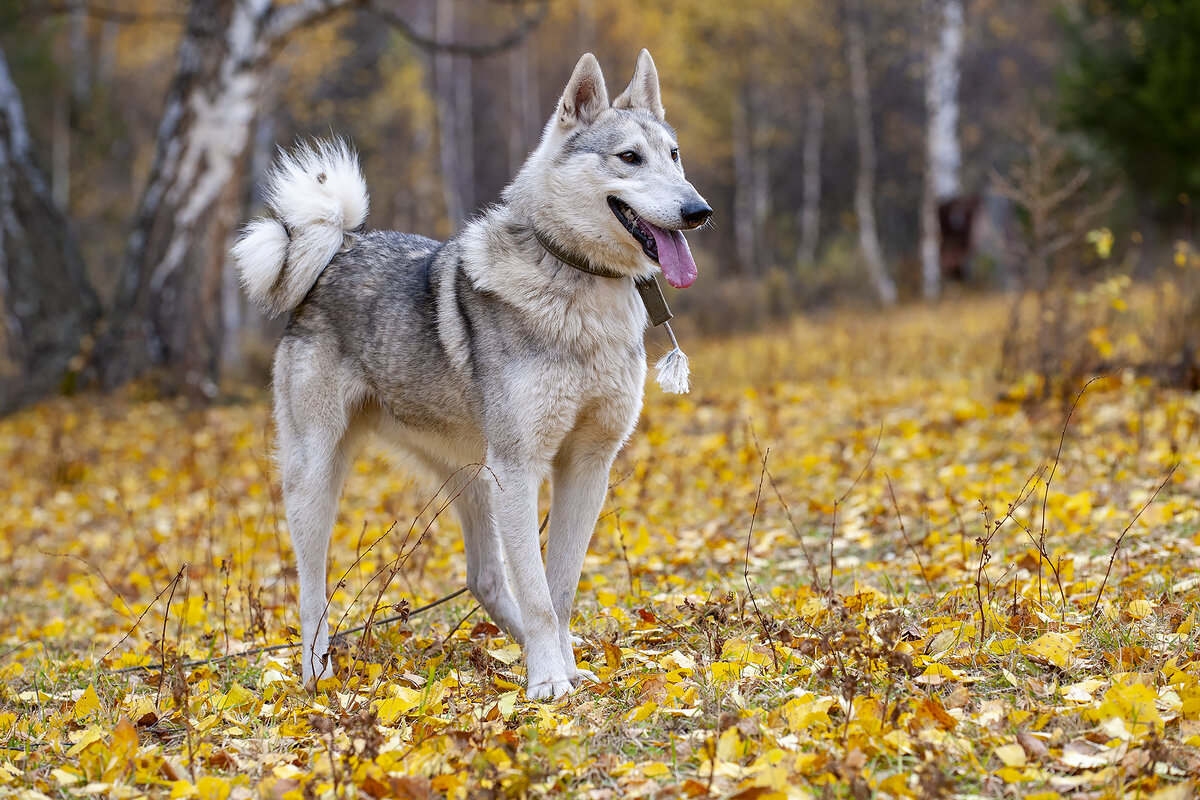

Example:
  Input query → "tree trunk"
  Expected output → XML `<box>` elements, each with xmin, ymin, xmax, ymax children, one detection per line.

<box><xmin>89</xmin><ymin>0</ymin><xmax>264</xmax><ymax>396</ymax></box>
<box><xmin>85</xmin><ymin>0</ymin><xmax>535</xmax><ymax>397</ymax></box>
<box><xmin>845</xmin><ymin>0</ymin><xmax>897</xmax><ymax>306</ymax></box>
<box><xmin>577</xmin><ymin>0</ymin><xmax>595</xmax><ymax>54</ymax></box>
<box><xmin>507</xmin><ymin>40</ymin><xmax>538</xmax><ymax>176</ymax></box>
<box><xmin>434</xmin><ymin>0</ymin><xmax>474</xmax><ymax>232</ymax></box>
<box><xmin>731</xmin><ymin>91</ymin><xmax>757</xmax><ymax>274</ymax></box>
<box><xmin>51</xmin><ymin>81</ymin><xmax>70</xmax><ymax>210</ymax></box>
<box><xmin>796</xmin><ymin>86</ymin><xmax>824</xmax><ymax>266</ymax></box>
<box><xmin>88</xmin><ymin>0</ymin><xmax>358</xmax><ymax>397</ymax></box>
<box><xmin>750</xmin><ymin>91</ymin><xmax>771</xmax><ymax>272</ymax></box>
<box><xmin>0</xmin><ymin>46</ymin><xmax>99</xmax><ymax>415</ymax></box>
<box><xmin>70</xmin><ymin>5</ymin><xmax>91</xmax><ymax>105</ymax></box>
<box><xmin>732</xmin><ymin>86</ymin><xmax>773</xmax><ymax>276</ymax></box>
<box><xmin>920</xmin><ymin>0</ymin><xmax>965</xmax><ymax>300</ymax></box>
<box><xmin>454</xmin><ymin>49</ymin><xmax>475</xmax><ymax>215</ymax></box>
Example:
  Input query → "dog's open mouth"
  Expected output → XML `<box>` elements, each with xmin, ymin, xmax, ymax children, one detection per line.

<box><xmin>608</xmin><ymin>196</ymin><xmax>698</xmax><ymax>289</ymax></box>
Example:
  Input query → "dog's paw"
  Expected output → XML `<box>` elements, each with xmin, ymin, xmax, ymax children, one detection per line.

<box><xmin>570</xmin><ymin>633</ymin><xmax>585</xmax><ymax>646</ymax></box>
<box><xmin>571</xmin><ymin>667</ymin><xmax>599</xmax><ymax>685</ymax></box>
<box><xmin>303</xmin><ymin>665</ymin><xmax>336</xmax><ymax>694</ymax></box>
<box><xmin>301</xmin><ymin>652</ymin><xmax>336</xmax><ymax>693</ymax></box>
<box><xmin>527</xmin><ymin>677</ymin><xmax>575</xmax><ymax>702</ymax></box>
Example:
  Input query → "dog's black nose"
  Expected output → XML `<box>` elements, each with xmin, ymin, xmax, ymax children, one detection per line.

<box><xmin>680</xmin><ymin>201</ymin><xmax>713</xmax><ymax>228</ymax></box>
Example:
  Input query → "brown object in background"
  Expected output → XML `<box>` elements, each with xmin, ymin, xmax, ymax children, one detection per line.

<box><xmin>938</xmin><ymin>195</ymin><xmax>980</xmax><ymax>281</ymax></box>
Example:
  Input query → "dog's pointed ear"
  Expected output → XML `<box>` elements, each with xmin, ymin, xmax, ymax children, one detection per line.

<box><xmin>558</xmin><ymin>53</ymin><xmax>609</xmax><ymax>129</ymax></box>
<box><xmin>613</xmin><ymin>49</ymin><xmax>664</xmax><ymax>120</ymax></box>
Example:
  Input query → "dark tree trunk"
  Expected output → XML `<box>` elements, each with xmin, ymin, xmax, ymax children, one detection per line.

<box><xmin>434</xmin><ymin>0</ymin><xmax>476</xmax><ymax>232</ymax></box>
<box><xmin>0</xmin><ymin>46</ymin><xmax>99</xmax><ymax>415</ymax></box>
<box><xmin>88</xmin><ymin>0</ymin><xmax>264</xmax><ymax>397</ymax></box>
<box><xmin>88</xmin><ymin>0</ymin><xmax>361</xmax><ymax>398</ymax></box>
<box><xmin>507</xmin><ymin>39</ymin><xmax>538</xmax><ymax>177</ymax></box>
<box><xmin>86</xmin><ymin>0</ymin><xmax>537</xmax><ymax>398</ymax></box>
<box><xmin>796</xmin><ymin>86</ymin><xmax>824</xmax><ymax>267</ymax></box>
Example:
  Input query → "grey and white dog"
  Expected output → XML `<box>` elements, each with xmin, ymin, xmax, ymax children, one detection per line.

<box><xmin>232</xmin><ymin>50</ymin><xmax>710</xmax><ymax>700</ymax></box>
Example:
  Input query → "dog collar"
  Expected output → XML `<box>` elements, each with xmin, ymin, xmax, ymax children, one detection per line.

<box><xmin>532</xmin><ymin>228</ymin><xmax>673</xmax><ymax>327</ymax></box>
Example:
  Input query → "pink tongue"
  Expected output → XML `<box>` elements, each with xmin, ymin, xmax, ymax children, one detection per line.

<box><xmin>645</xmin><ymin>223</ymin><xmax>698</xmax><ymax>289</ymax></box>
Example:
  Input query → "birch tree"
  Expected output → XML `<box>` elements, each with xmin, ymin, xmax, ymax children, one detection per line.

<box><xmin>0</xmin><ymin>45</ymin><xmax>99</xmax><ymax>414</ymax></box>
<box><xmin>845</xmin><ymin>0</ymin><xmax>897</xmax><ymax>305</ymax></box>
<box><xmin>85</xmin><ymin>0</ymin><xmax>546</xmax><ymax>396</ymax></box>
<box><xmin>920</xmin><ymin>0</ymin><xmax>964</xmax><ymax>300</ymax></box>
<box><xmin>89</xmin><ymin>0</ymin><xmax>364</xmax><ymax>396</ymax></box>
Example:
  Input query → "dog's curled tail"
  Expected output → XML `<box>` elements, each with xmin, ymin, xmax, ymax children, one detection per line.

<box><xmin>232</xmin><ymin>139</ymin><xmax>369</xmax><ymax>317</ymax></box>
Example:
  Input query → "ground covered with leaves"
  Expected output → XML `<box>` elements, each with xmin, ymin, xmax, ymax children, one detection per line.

<box><xmin>1</xmin><ymin>296</ymin><xmax>1198</xmax><ymax>799</ymax></box>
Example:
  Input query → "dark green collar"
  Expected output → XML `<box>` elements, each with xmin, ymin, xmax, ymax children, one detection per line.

<box><xmin>532</xmin><ymin>228</ymin><xmax>674</xmax><ymax>327</ymax></box>
<box><xmin>533</xmin><ymin>228</ymin><xmax>626</xmax><ymax>279</ymax></box>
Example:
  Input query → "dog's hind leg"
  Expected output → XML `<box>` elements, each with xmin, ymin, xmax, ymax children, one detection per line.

<box><xmin>453</xmin><ymin>475</ymin><xmax>526</xmax><ymax>644</ymax></box>
<box><xmin>416</xmin><ymin>458</ymin><xmax>525</xmax><ymax>642</ymax></box>
<box><xmin>545</xmin><ymin>447</ymin><xmax>615</xmax><ymax>685</ymax></box>
<box><xmin>274</xmin><ymin>345</ymin><xmax>363</xmax><ymax>687</ymax></box>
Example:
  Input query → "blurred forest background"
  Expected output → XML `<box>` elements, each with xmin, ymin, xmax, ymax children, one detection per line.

<box><xmin>0</xmin><ymin>0</ymin><xmax>1197</xmax><ymax>410</ymax></box>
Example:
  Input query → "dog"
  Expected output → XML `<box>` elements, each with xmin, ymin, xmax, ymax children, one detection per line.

<box><xmin>232</xmin><ymin>49</ymin><xmax>711</xmax><ymax>700</ymax></box>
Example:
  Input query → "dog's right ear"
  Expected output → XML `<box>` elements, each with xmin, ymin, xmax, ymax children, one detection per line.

<box><xmin>557</xmin><ymin>53</ymin><xmax>609</xmax><ymax>129</ymax></box>
<box><xmin>613</xmin><ymin>49</ymin><xmax>665</xmax><ymax>120</ymax></box>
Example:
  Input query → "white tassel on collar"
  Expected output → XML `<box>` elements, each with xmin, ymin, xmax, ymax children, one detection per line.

<box><xmin>655</xmin><ymin>321</ymin><xmax>690</xmax><ymax>394</ymax></box>
<box><xmin>533</xmin><ymin>227</ymin><xmax>692</xmax><ymax>394</ymax></box>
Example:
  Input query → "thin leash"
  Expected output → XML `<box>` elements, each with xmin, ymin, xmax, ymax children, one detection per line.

<box><xmin>106</xmin><ymin>587</ymin><xmax>472</xmax><ymax>676</ymax></box>
<box><xmin>105</xmin><ymin>513</ymin><xmax>552</xmax><ymax>677</ymax></box>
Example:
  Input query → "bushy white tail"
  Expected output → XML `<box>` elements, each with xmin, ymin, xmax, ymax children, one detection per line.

<box><xmin>232</xmin><ymin>139</ymin><xmax>369</xmax><ymax>316</ymax></box>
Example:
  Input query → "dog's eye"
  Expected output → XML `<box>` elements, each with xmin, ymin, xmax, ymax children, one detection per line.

<box><xmin>618</xmin><ymin>151</ymin><xmax>642</xmax><ymax>165</ymax></box>
<box><xmin>670</xmin><ymin>148</ymin><xmax>679</xmax><ymax>162</ymax></box>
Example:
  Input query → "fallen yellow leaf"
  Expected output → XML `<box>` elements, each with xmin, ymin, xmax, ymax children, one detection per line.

<box><xmin>993</xmin><ymin>743</ymin><xmax>1026</xmax><ymax>767</ymax></box>
<box><xmin>74</xmin><ymin>683</ymin><xmax>101</xmax><ymax>720</ymax></box>
<box><xmin>1022</xmin><ymin>632</ymin><xmax>1074</xmax><ymax>669</ymax></box>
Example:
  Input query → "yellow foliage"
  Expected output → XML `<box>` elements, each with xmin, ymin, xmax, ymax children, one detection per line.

<box><xmin>1022</xmin><ymin>632</ymin><xmax>1075</xmax><ymax>669</ymax></box>
<box><xmin>1</xmin><ymin>297</ymin><xmax>1197</xmax><ymax>796</ymax></box>
<box><xmin>74</xmin><ymin>684</ymin><xmax>102</xmax><ymax>721</ymax></box>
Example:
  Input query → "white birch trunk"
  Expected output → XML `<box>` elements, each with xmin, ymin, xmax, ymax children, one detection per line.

<box><xmin>920</xmin><ymin>0</ymin><xmax>965</xmax><ymax>300</ymax></box>
<box><xmin>846</xmin><ymin>0</ymin><xmax>897</xmax><ymax>305</ymax></box>
<box><xmin>797</xmin><ymin>87</ymin><xmax>824</xmax><ymax>266</ymax></box>
<box><xmin>92</xmin><ymin>0</ymin><xmax>358</xmax><ymax>394</ymax></box>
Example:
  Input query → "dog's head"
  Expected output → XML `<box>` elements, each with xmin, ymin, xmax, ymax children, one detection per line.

<box><xmin>506</xmin><ymin>50</ymin><xmax>711</xmax><ymax>288</ymax></box>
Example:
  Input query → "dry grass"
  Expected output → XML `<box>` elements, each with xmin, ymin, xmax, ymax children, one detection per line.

<box><xmin>1</xmin><ymin>295</ymin><xmax>1198</xmax><ymax>799</ymax></box>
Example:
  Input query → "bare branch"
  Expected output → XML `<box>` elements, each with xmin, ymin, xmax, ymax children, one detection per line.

<box><xmin>1091</xmin><ymin>461</ymin><xmax>1181</xmax><ymax>615</ymax></box>
<box><xmin>261</xmin><ymin>0</ymin><xmax>547</xmax><ymax>61</ymax></box>
<box><xmin>366</xmin><ymin>0</ymin><xmax>549</xmax><ymax>57</ymax></box>
<box><xmin>1042</xmin><ymin>166</ymin><xmax>1092</xmax><ymax>210</ymax></box>
<box><xmin>261</xmin><ymin>0</ymin><xmax>366</xmax><ymax>48</ymax></box>
<box><xmin>30</xmin><ymin>1</ymin><xmax>187</xmax><ymax>24</ymax></box>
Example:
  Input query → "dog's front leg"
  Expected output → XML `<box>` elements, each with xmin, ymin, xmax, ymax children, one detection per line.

<box><xmin>545</xmin><ymin>453</ymin><xmax>612</xmax><ymax>685</ymax></box>
<box><xmin>488</xmin><ymin>454</ymin><xmax>574</xmax><ymax>700</ymax></box>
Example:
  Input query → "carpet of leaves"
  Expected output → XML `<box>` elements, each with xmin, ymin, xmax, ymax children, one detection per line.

<box><xmin>1</xmin><ymin>297</ymin><xmax>1199</xmax><ymax>799</ymax></box>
